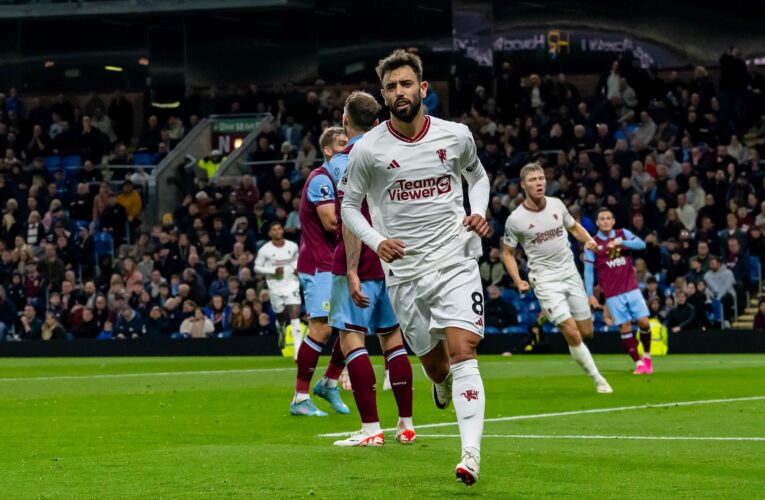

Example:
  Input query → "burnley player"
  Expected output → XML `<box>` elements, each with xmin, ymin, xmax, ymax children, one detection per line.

<box><xmin>341</xmin><ymin>50</ymin><xmax>489</xmax><ymax>485</ymax></box>
<box><xmin>585</xmin><ymin>208</ymin><xmax>653</xmax><ymax>374</ymax></box>
<box><xmin>328</xmin><ymin>91</ymin><xmax>414</xmax><ymax>447</ymax></box>
<box><xmin>502</xmin><ymin>163</ymin><xmax>612</xmax><ymax>394</ymax></box>
<box><xmin>291</xmin><ymin>127</ymin><xmax>350</xmax><ymax>417</ymax></box>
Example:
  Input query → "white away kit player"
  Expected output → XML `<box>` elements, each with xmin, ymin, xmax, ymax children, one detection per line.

<box><xmin>254</xmin><ymin>221</ymin><xmax>302</xmax><ymax>353</ymax></box>
<box><xmin>502</xmin><ymin>163</ymin><xmax>612</xmax><ymax>394</ymax></box>
<box><xmin>340</xmin><ymin>49</ymin><xmax>490</xmax><ymax>486</ymax></box>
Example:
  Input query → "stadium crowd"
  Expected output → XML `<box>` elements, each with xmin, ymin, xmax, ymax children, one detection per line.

<box><xmin>1</xmin><ymin>46</ymin><xmax>765</xmax><ymax>342</ymax></box>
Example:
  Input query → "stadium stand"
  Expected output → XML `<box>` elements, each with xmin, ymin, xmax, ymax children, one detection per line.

<box><xmin>1</xmin><ymin>45</ymin><xmax>764</xmax><ymax>342</ymax></box>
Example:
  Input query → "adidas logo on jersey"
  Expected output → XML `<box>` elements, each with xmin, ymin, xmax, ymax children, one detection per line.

<box><xmin>476</xmin><ymin>317</ymin><xmax>483</xmax><ymax>327</ymax></box>
<box><xmin>388</xmin><ymin>160</ymin><xmax>401</xmax><ymax>169</ymax></box>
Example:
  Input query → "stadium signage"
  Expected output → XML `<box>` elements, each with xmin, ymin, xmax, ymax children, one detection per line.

<box><xmin>211</xmin><ymin>118</ymin><xmax>259</xmax><ymax>133</ymax></box>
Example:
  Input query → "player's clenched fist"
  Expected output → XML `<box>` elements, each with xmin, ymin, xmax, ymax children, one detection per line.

<box><xmin>584</xmin><ymin>239</ymin><xmax>598</xmax><ymax>251</ymax></box>
<box><xmin>377</xmin><ymin>239</ymin><xmax>406</xmax><ymax>263</ymax></box>
<box><xmin>515</xmin><ymin>280</ymin><xmax>531</xmax><ymax>293</ymax></box>
<box><xmin>463</xmin><ymin>214</ymin><xmax>490</xmax><ymax>237</ymax></box>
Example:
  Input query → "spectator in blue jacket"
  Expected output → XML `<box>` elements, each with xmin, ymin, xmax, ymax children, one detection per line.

<box><xmin>204</xmin><ymin>294</ymin><xmax>231</xmax><ymax>337</ymax></box>
<box><xmin>114</xmin><ymin>305</ymin><xmax>144</xmax><ymax>339</ymax></box>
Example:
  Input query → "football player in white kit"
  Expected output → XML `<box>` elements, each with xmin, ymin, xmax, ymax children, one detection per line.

<box><xmin>341</xmin><ymin>50</ymin><xmax>490</xmax><ymax>486</ymax></box>
<box><xmin>254</xmin><ymin>221</ymin><xmax>302</xmax><ymax>352</ymax></box>
<box><xmin>502</xmin><ymin>163</ymin><xmax>613</xmax><ymax>394</ymax></box>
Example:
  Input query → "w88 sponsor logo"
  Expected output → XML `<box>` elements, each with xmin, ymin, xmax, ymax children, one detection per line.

<box><xmin>387</xmin><ymin>175</ymin><xmax>452</xmax><ymax>201</ymax></box>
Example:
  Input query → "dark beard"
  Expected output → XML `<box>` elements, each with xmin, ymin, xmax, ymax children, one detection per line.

<box><xmin>389</xmin><ymin>98</ymin><xmax>422</xmax><ymax>123</ymax></box>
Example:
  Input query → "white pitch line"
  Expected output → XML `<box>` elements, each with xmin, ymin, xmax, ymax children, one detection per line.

<box><xmin>416</xmin><ymin>434</ymin><xmax>765</xmax><ymax>442</ymax></box>
<box><xmin>0</xmin><ymin>366</ymin><xmax>295</xmax><ymax>382</ymax></box>
<box><xmin>318</xmin><ymin>395</ymin><xmax>765</xmax><ymax>437</ymax></box>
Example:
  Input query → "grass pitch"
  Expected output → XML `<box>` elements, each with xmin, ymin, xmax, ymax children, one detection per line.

<box><xmin>1</xmin><ymin>354</ymin><xmax>764</xmax><ymax>498</ymax></box>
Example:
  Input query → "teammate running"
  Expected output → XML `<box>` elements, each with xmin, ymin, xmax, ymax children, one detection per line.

<box><xmin>254</xmin><ymin>221</ymin><xmax>301</xmax><ymax>348</ymax></box>
<box><xmin>291</xmin><ymin>127</ymin><xmax>350</xmax><ymax>417</ymax></box>
<box><xmin>502</xmin><ymin>162</ymin><xmax>613</xmax><ymax>394</ymax></box>
<box><xmin>328</xmin><ymin>91</ymin><xmax>414</xmax><ymax>447</ymax></box>
<box><xmin>585</xmin><ymin>207</ymin><xmax>653</xmax><ymax>374</ymax></box>
<box><xmin>341</xmin><ymin>50</ymin><xmax>489</xmax><ymax>485</ymax></box>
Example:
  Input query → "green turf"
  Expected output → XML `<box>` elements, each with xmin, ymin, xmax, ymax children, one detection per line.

<box><xmin>1</xmin><ymin>354</ymin><xmax>764</xmax><ymax>499</ymax></box>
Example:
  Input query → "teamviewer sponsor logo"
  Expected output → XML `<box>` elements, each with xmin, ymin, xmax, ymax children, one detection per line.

<box><xmin>387</xmin><ymin>175</ymin><xmax>452</xmax><ymax>201</ymax></box>
<box><xmin>530</xmin><ymin>227</ymin><xmax>564</xmax><ymax>245</ymax></box>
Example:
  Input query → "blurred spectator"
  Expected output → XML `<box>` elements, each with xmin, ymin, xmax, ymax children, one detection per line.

<box><xmin>753</xmin><ymin>298</ymin><xmax>765</xmax><ymax>330</ymax></box>
<box><xmin>665</xmin><ymin>290</ymin><xmax>697</xmax><ymax>333</ymax></box>
<box><xmin>114</xmin><ymin>304</ymin><xmax>143</xmax><ymax>339</ymax></box>
<box><xmin>198</xmin><ymin>149</ymin><xmax>225</xmax><ymax>180</ymax></box>
<box><xmin>704</xmin><ymin>256</ymin><xmax>736</xmax><ymax>321</ymax></box>
<box><xmin>485</xmin><ymin>285</ymin><xmax>518</xmax><ymax>329</ymax></box>
<box><xmin>180</xmin><ymin>306</ymin><xmax>214</xmax><ymax>338</ymax></box>
<box><xmin>20</xmin><ymin>304</ymin><xmax>43</xmax><ymax>340</ymax></box>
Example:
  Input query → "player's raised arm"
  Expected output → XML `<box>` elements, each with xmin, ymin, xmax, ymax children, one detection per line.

<box><xmin>460</xmin><ymin>130</ymin><xmax>490</xmax><ymax>237</ymax></box>
<box><xmin>614</xmin><ymin>228</ymin><xmax>646</xmax><ymax>250</ymax></box>
<box><xmin>340</xmin><ymin>149</ymin><xmax>405</xmax><ymax>263</ymax></box>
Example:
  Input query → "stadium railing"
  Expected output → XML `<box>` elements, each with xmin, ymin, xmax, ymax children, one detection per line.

<box><xmin>152</xmin><ymin>116</ymin><xmax>213</xmax><ymax>224</ymax></box>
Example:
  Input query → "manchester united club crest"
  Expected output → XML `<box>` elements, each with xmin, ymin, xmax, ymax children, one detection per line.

<box><xmin>437</xmin><ymin>148</ymin><xmax>447</xmax><ymax>164</ymax></box>
<box><xmin>461</xmin><ymin>389</ymin><xmax>479</xmax><ymax>401</ymax></box>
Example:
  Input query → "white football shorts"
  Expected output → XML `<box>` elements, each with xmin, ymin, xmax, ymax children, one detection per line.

<box><xmin>531</xmin><ymin>273</ymin><xmax>591</xmax><ymax>325</ymax></box>
<box><xmin>387</xmin><ymin>259</ymin><xmax>484</xmax><ymax>357</ymax></box>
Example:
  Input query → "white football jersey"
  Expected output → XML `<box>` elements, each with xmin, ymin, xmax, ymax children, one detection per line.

<box><xmin>254</xmin><ymin>240</ymin><xmax>300</xmax><ymax>294</ymax></box>
<box><xmin>503</xmin><ymin>197</ymin><xmax>579</xmax><ymax>284</ymax></box>
<box><xmin>340</xmin><ymin>116</ymin><xmax>489</xmax><ymax>285</ymax></box>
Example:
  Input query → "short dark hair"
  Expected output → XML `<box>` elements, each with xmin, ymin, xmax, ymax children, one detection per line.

<box><xmin>375</xmin><ymin>49</ymin><xmax>423</xmax><ymax>83</ymax></box>
<box><xmin>268</xmin><ymin>221</ymin><xmax>283</xmax><ymax>231</ymax></box>
<box><xmin>319</xmin><ymin>126</ymin><xmax>345</xmax><ymax>150</ymax></box>
<box><xmin>595</xmin><ymin>207</ymin><xmax>613</xmax><ymax>218</ymax></box>
<box><xmin>344</xmin><ymin>91</ymin><xmax>381</xmax><ymax>132</ymax></box>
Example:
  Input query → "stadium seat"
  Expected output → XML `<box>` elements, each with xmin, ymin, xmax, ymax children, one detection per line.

<box><xmin>72</xmin><ymin>220</ymin><xmax>90</xmax><ymax>233</ymax></box>
<box><xmin>485</xmin><ymin>326</ymin><xmax>500</xmax><ymax>335</ymax></box>
<box><xmin>502</xmin><ymin>326</ymin><xmax>527</xmax><ymax>334</ymax></box>
<box><xmin>62</xmin><ymin>155</ymin><xmax>82</xmax><ymax>168</ymax></box>
<box><xmin>93</xmin><ymin>231</ymin><xmax>114</xmax><ymax>259</ymax></box>
<box><xmin>133</xmin><ymin>152</ymin><xmax>153</xmax><ymax>166</ymax></box>
<box><xmin>519</xmin><ymin>291</ymin><xmax>536</xmax><ymax>302</ymax></box>
<box><xmin>501</xmin><ymin>287</ymin><xmax>519</xmax><ymax>303</ymax></box>
<box><xmin>520</xmin><ymin>312</ymin><xmax>538</xmax><ymax>325</ymax></box>
<box><xmin>43</xmin><ymin>155</ymin><xmax>61</xmax><ymax>170</ymax></box>
<box><xmin>749</xmin><ymin>256</ymin><xmax>761</xmax><ymax>291</ymax></box>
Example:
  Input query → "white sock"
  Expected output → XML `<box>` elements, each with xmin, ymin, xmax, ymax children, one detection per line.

<box><xmin>291</xmin><ymin>319</ymin><xmax>302</xmax><ymax>354</ymax></box>
<box><xmin>398</xmin><ymin>416</ymin><xmax>414</xmax><ymax>429</ymax></box>
<box><xmin>292</xmin><ymin>392</ymin><xmax>309</xmax><ymax>404</ymax></box>
<box><xmin>451</xmin><ymin>359</ymin><xmax>485</xmax><ymax>454</ymax></box>
<box><xmin>320</xmin><ymin>375</ymin><xmax>337</xmax><ymax>389</ymax></box>
<box><xmin>362</xmin><ymin>422</ymin><xmax>381</xmax><ymax>434</ymax></box>
<box><xmin>569</xmin><ymin>343</ymin><xmax>602</xmax><ymax>380</ymax></box>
